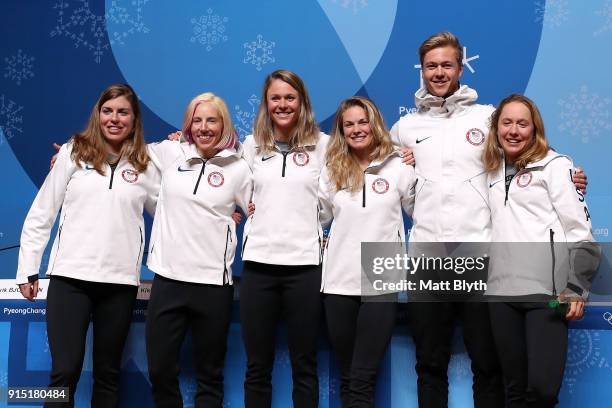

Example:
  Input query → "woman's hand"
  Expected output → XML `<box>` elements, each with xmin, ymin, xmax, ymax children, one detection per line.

<box><xmin>168</xmin><ymin>131</ymin><xmax>182</xmax><ymax>141</ymax></box>
<box><xmin>248</xmin><ymin>202</ymin><xmax>255</xmax><ymax>217</ymax></box>
<box><xmin>50</xmin><ymin>143</ymin><xmax>61</xmax><ymax>170</ymax></box>
<box><xmin>400</xmin><ymin>147</ymin><xmax>415</xmax><ymax>165</ymax></box>
<box><xmin>565</xmin><ymin>298</ymin><xmax>585</xmax><ymax>320</ymax></box>
<box><xmin>232</xmin><ymin>211</ymin><xmax>242</xmax><ymax>224</ymax></box>
<box><xmin>19</xmin><ymin>280</ymin><xmax>39</xmax><ymax>302</ymax></box>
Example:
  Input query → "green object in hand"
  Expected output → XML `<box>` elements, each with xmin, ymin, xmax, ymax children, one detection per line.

<box><xmin>548</xmin><ymin>299</ymin><xmax>569</xmax><ymax>315</ymax></box>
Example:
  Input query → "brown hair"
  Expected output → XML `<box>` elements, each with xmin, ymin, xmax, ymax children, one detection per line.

<box><xmin>325</xmin><ymin>96</ymin><xmax>395</xmax><ymax>192</ymax></box>
<box><xmin>71</xmin><ymin>83</ymin><xmax>148</xmax><ymax>174</ymax></box>
<box><xmin>253</xmin><ymin>69</ymin><xmax>319</xmax><ymax>153</ymax></box>
<box><xmin>482</xmin><ymin>94</ymin><xmax>549</xmax><ymax>172</ymax></box>
<box><xmin>418</xmin><ymin>31</ymin><xmax>463</xmax><ymax>66</ymax></box>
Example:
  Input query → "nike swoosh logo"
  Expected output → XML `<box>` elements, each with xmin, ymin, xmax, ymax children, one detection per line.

<box><xmin>489</xmin><ymin>180</ymin><xmax>502</xmax><ymax>188</ymax></box>
<box><xmin>415</xmin><ymin>136</ymin><xmax>432</xmax><ymax>144</ymax></box>
<box><xmin>177</xmin><ymin>166</ymin><xmax>195</xmax><ymax>172</ymax></box>
<box><xmin>85</xmin><ymin>165</ymin><xmax>95</xmax><ymax>170</ymax></box>
<box><xmin>262</xmin><ymin>155</ymin><xmax>275</xmax><ymax>161</ymax></box>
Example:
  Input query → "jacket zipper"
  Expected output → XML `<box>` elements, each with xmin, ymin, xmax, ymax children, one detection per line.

<box><xmin>223</xmin><ymin>225</ymin><xmax>231</xmax><ymax>284</ymax></box>
<box><xmin>281</xmin><ymin>152</ymin><xmax>289</xmax><ymax>177</ymax></box>
<box><xmin>549</xmin><ymin>229</ymin><xmax>557</xmax><ymax>297</ymax></box>
<box><xmin>193</xmin><ymin>160</ymin><xmax>206</xmax><ymax>194</ymax></box>
<box><xmin>503</xmin><ymin>165</ymin><xmax>510</xmax><ymax>206</ymax></box>
<box><xmin>137</xmin><ymin>226</ymin><xmax>144</xmax><ymax>269</ymax></box>
<box><xmin>108</xmin><ymin>164</ymin><xmax>118</xmax><ymax>189</ymax></box>
<box><xmin>362</xmin><ymin>176</ymin><xmax>366</xmax><ymax>208</ymax></box>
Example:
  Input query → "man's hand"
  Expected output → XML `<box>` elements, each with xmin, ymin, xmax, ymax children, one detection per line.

<box><xmin>19</xmin><ymin>280</ymin><xmax>39</xmax><ymax>302</ymax></box>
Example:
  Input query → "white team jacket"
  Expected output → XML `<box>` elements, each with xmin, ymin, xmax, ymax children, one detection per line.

<box><xmin>17</xmin><ymin>143</ymin><xmax>160</xmax><ymax>285</ymax></box>
<box><xmin>241</xmin><ymin>133</ymin><xmax>329</xmax><ymax>266</ymax></box>
<box><xmin>318</xmin><ymin>152</ymin><xmax>416</xmax><ymax>296</ymax></box>
<box><xmin>390</xmin><ymin>85</ymin><xmax>494</xmax><ymax>242</ymax></box>
<box><xmin>146</xmin><ymin>141</ymin><xmax>252</xmax><ymax>285</ymax></box>
<box><xmin>486</xmin><ymin>150</ymin><xmax>600</xmax><ymax>298</ymax></box>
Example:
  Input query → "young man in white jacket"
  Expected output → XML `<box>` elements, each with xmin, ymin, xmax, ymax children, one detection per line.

<box><xmin>389</xmin><ymin>32</ymin><xmax>503</xmax><ymax>408</ymax></box>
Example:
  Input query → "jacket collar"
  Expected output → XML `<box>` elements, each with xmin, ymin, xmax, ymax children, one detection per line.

<box><xmin>414</xmin><ymin>85</ymin><xmax>478</xmax><ymax>117</ymax></box>
<box><xmin>181</xmin><ymin>141</ymin><xmax>242</xmax><ymax>162</ymax></box>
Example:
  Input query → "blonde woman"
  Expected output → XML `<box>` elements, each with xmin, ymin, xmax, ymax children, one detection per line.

<box><xmin>483</xmin><ymin>94</ymin><xmax>600</xmax><ymax>407</ymax></box>
<box><xmin>319</xmin><ymin>96</ymin><xmax>415</xmax><ymax>407</ymax></box>
<box><xmin>145</xmin><ymin>93</ymin><xmax>252</xmax><ymax>407</ymax></box>
<box><xmin>240</xmin><ymin>69</ymin><xmax>329</xmax><ymax>408</ymax></box>
<box><xmin>17</xmin><ymin>84</ymin><xmax>160</xmax><ymax>407</ymax></box>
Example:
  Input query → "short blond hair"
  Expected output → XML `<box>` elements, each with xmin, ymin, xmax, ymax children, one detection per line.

<box><xmin>419</xmin><ymin>31</ymin><xmax>463</xmax><ymax>66</ymax></box>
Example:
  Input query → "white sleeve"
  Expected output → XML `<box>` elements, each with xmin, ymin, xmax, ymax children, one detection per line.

<box><xmin>234</xmin><ymin>160</ymin><xmax>253</xmax><ymax>215</ymax></box>
<box><xmin>144</xmin><ymin>163</ymin><xmax>161</xmax><ymax>217</ymax></box>
<box><xmin>241</xmin><ymin>136</ymin><xmax>256</xmax><ymax>170</ymax></box>
<box><xmin>318</xmin><ymin>167</ymin><xmax>334</xmax><ymax>228</ymax></box>
<box><xmin>397</xmin><ymin>162</ymin><xmax>416</xmax><ymax>216</ymax></box>
<box><xmin>389</xmin><ymin>120</ymin><xmax>403</xmax><ymax>147</ymax></box>
<box><xmin>147</xmin><ymin>140</ymin><xmax>181</xmax><ymax>171</ymax></box>
<box><xmin>16</xmin><ymin>144</ymin><xmax>76</xmax><ymax>284</ymax></box>
<box><xmin>545</xmin><ymin>157</ymin><xmax>601</xmax><ymax>298</ymax></box>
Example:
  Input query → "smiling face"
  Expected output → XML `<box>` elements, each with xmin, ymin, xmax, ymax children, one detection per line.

<box><xmin>190</xmin><ymin>102</ymin><xmax>223</xmax><ymax>157</ymax></box>
<box><xmin>422</xmin><ymin>45</ymin><xmax>463</xmax><ymax>98</ymax></box>
<box><xmin>497</xmin><ymin>101</ymin><xmax>535</xmax><ymax>163</ymax></box>
<box><xmin>342</xmin><ymin>105</ymin><xmax>373</xmax><ymax>156</ymax></box>
<box><xmin>99</xmin><ymin>96</ymin><xmax>135</xmax><ymax>153</ymax></box>
<box><xmin>266</xmin><ymin>79</ymin><xmax>300</xmax><ymax>136</ymax></box>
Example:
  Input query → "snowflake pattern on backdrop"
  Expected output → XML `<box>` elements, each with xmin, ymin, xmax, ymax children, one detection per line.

<box><xmin>190</xmin><ymin>8</ymin><xmax>229</xmax><ymax>51</ymax></box>
<box><xmin>557</xmin><ymin>86</ymin><xmax>612</xmax><ymax>143</ymax></box>
<box><xmin>180</xmin><ymin>377</ymin><xmax>197</xmax><ymax>408</ymax></box>
<box><xmin>331</xmin><ymin>0</ymin><xmax>368</xmax><ymax>14</ymax></box>
<box><xmin>0</xmin><ymin>95</ymin><xmax>24</xmax><ymax>142</ymax></box>
<box><xmin>594</xmin><ymin>0</ymin><xmax>612</xmax><ymax>36</ymax></box>
<box><xmin>243</xmin><ymin>35</ymin><xmax>275</xmax><ymax>71</ymax></box>
<box><xmin>106</xmin><ymin>0</ymin><xmax>151</xmax><ymax>46</ymax></box>
<box><xmin>50</xmin><ymin>0</ymin><xmax>109</xmax><ymax>63</ymax></box>
<box><xmin>319</xmin><ymin>374</ymin><xmax>338</xmax><ymax>400</ymax></box>
<box><xmin>562</xmin><ymin>330</ymin><xmax>612</xmax><ymax>394</ymax></box>
<box><xmin>534</xmin><ymin>0</ymin><xmax>570</xmax><ymax>28</ymax></box>
<box><xmin>4</xmin><ymin>49</ymin><xmax>35</xmax><ymax>86</ymax></box>
<box><xmin>234</xmin><ymin>94</ymin><xmax>260</xmax><ymax>141</ymax></box>
<box><xmin>0</xmin><ymin>370</ymin><xmax>7</xmax><ymax>387</ymax></box>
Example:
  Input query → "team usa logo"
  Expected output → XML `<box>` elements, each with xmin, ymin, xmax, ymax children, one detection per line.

<box><xmin>516</xmin><ymin>172</ymin><xmax>532</xmax><ymax>187</ymax></box>
<box><xmin>121</xmin><ymin>169</ymin><xmax>139</xmax><ymax>183</ymax></box>
<box><xmin>207</xmin><ymin>171</ymin><xmax>225</xmax><ymax>187</ymax></box>
<box><xmin>371</xmin><ymin>178</ymin><xmax>389</xmax><ymax>194</ymax></box>
<box><xmin>466</xmin><ymin>128</ymin><xmax>485</xmax><ymax>146</ymax></box>
<box><xmin>292</xmin><ymin>151</ymin><xmax>310</xmax><ymax>166</ymax></box>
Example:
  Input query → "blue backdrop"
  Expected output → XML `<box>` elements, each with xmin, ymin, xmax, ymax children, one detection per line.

<box><xmin>1</xmin><ymin>0</ymin><xmax>611</xmax><ymax>406</ymax></box>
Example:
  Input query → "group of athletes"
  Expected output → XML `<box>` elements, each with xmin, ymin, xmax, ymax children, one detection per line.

<box><xmin>16</xmin><ymin>32</ymin><xmax>600</xmax><ymax>408</ymax></box>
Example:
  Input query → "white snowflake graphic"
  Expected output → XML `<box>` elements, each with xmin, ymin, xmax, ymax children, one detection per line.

<box><xmin>276</xmin><ymin>349</ymin><xmax>291</xmax><ymax>367</ymax></box>
<box><xmin>331</xmin><ymin>0</ymin><xmax>368</xmax><ymax>14</ymax></box>
<box><xmin>319</xmin><ymin>374</ymin><xmax>339</xmax><ymax>400</ymax></box>
<box><xmin>0</xmin><ymin>95</ymin><xmax>24</xmax><ymax>142</ymax></box>
<box><xmin>243</xmin><ymin>34</ymin><xmax>275</xmax><ymax>71</ymax></box>
<box><xmin>106</xmin><ymin>0</ymin><xmax>151</xmax><ymax>46</ymax></box>
<box><xmin>50</xmin><ymin>0</ymin><xmax>109</xmax><ymax>63</ymax></box>
<box><xmin>190</xmin><ymin>8</ymin><xmax>229</xmax><ymax>52</ymax></box>
<box><xmin>594</xmin><ymin>0</ymin><xmax>612</xmax><ymax>36</ymax></box>
<box><xmin>4</xmin><ymin>49</ymin><xmax>35</xmax><ymax>86</ymax></box>
<box><xmin>535</xmin><ymin>0</ymin><xmax>570</xmax><ymax>28</ymax></box>
<box><xmin>557</xmin><ymin>86</ymin><xmax>612</xmax><ymax>143</ymax></box>
<box><xmin>563</xmin><ymin>330</ymin><xmax>612</xmax><ymax>394</ymax></box>
<box><xmin>234</xmin><ymin>94</ymin><xmax>260</xmax><ymax>141</ymax></box>
<box><xmin>180</xmin><ymin>376</ymin><xmax>197</xmax><ymax>407</ymax></box>
<box><xmin>413</xmin><ymin>46</ymin><xmax>480</xmax><ymax>88</ymax></box>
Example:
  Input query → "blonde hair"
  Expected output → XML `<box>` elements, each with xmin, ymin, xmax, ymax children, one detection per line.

<box><xmin>418</xmin><ymin>31</ymin><xmax>463</xmax><ymax>66</ymax></box>
<box><xmin>71</xmin><ymin>83</ymin><xmax>149</xmax><ymax>174</ymax></box>
<box><xmin>182</xmin><ymin>92</ymin><xmax>238</xmax><ymax>152</ymax></box>
<box><xmin>325</xmin><ymin>96</ymin><xmax>395</xmax><ymax>192</ymax></box>
<box><xmin>253</xmin><ymin>69</ymin><xmax>319</xmax><ymax>153</ymax></box>
<box><xmin>483</xmin><ymin>94</ymin><xmax>550</xmax><ymax>172</ymax></box>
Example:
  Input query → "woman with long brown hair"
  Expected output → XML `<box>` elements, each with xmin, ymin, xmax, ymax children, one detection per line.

<box><xmin>16</xmin><ymin>83</ymin><xmax>160</xmax><ymax>407</ymax></box>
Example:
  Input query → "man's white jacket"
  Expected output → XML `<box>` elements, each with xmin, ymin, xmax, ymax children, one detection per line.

<box><xmin>318</xmin><ymin>152</ymin><xmax>416</xmax><ymax>296</ymax></box>
<box><xmin>241</xmin><ymin>133</ymin><xmax>329</xmax><ymax>266</ymax></box>
<box><xmin>147</xmin><ymin>141</ymin><xmax>252</xmax><ymax>285</ymax></box>
<box><xmin>486</xmin><ymin>150</ymin><xmax>600</xmax><ymax>298</ymax></box>
<box><xmin>17</xmin><ymin>143</ymin><xmax>160</xmax><ymax>285</ymax></box>
<box><xmin>390</xmin><ymin>85</ymin><xmax>494</xmax><ymax>243</ymax></box>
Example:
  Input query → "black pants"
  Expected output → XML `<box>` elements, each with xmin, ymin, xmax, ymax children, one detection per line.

<box><xmin>489</xmin><ymin>302</ymin><xmax>568</xmax><ymax>408</ymax></box>
<box><xmin>45</xmin><ymin>275</ymin><xmax>137</xmax><ymax>408</ymax></box>
<box><xmin>146</xmin><ymin>274</ymin><xmax>234</xmax><ymax>408</ymax></box>
<box><xmin>324</xmin><ymin>294</ymin><xmax>397</xmax><ymax>408</ymax></box>
<box><xmin>407</xmin><ymin>302</ymin><xmax>504</xmax><ymax>408</ymax></box>
<box><xmin>240</xmin><ymin>261</ymin><xmax>322</xmax><ymax>408</ymax></box>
